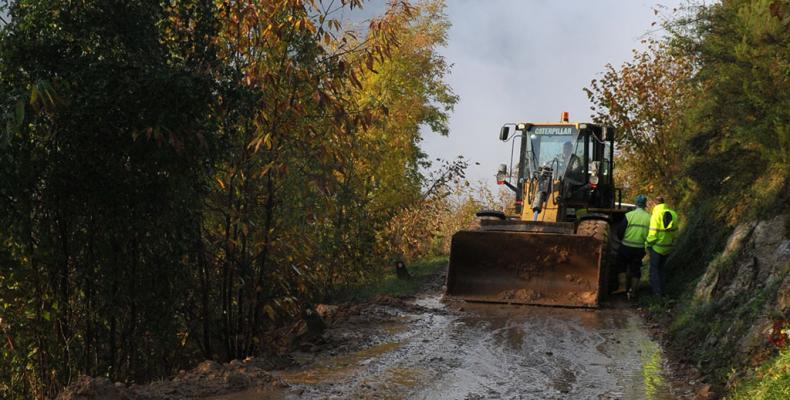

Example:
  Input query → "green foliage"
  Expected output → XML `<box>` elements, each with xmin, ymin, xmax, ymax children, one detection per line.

<box><xmin>585</xmin><ymin>39</ymin><xmax>695</xmax><ymax>202</ymax></box>
<box><xmin>667</xmin><ymin>280</ymin><xmax>778</xmax><ymax>382</ymax></box>
<box><xmin>334</xmin><ymin>256</ymin><xmax>447</xmax><ymax>302</ymax></box>
<box><xmin>0</xmin><ymin>1</ymin><xmax>219</xmax><ymax>397</ymax></box>
<box><xmin>680</xmin><ymin>0</ymin><xmax>790</xmax><ymax>188</ymax></box>
<box><xmin>664</xmin><ymin>202</ymin><xmax>731</xmax><ymax>296</ymax></box>
<box><xmin>0</xmin><ymin>0</ymin><xmax>458</xmax><ymax>398</ymax></box>
<box><xmin>728</xmin><ymin>346</ymin><xmax>790</xmax><ymax>400</ymax></box>
<box><xmin>383</xmin><ymin>158</ymin><xmax>504</xmax><ymax>261</ymax></box>
<box><xmin>590</xmin><ymin>0</ymin><xmax>790</xmax><ymax>393</ymax></box>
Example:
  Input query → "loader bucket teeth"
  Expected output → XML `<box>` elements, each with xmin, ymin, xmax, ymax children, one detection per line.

<box><xmin>445</xmin><ymin>230</ymin><xmax>603</xmax><ymax>308</ymax></box>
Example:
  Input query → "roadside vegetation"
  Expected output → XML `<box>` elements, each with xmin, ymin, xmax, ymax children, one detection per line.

<box><xmin>0</xmin><ymin>1</ymin><xmax>497</xmax><ymax>398</ymax></box>
<box><xmin>586</xmin><ymin>0</ymin><xmax>790</xmax><ymax>395</ymax></box>
<box><xmin>2</xmin><ymin>0</ymin><xmax>787</xmax><ymax>398</ymax></box>
<box><xmin>336</xmin><ymin>256</ymin><xmax>447</xmax><ymax>302</ymax></box>
<box><xmin>729</xmin><ymin>347</ymin><xmax>790</xmax><ymax>400</ymax></box>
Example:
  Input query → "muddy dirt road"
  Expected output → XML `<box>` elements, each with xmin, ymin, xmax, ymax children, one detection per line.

<box><xmin>215</xmin><ymin>292</ymin><xmax>692</xmax><ymax>399</ymax></box>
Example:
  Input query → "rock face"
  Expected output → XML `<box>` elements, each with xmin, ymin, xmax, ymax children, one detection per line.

<box><xmin>690</xmin><ymin>215</ymin><xmax>790</xmax><ymax>377</ymax></box>
<box><xmin>693</xmin><ymin>221</ymin><xmax>757</xmax><ymax>303</ymax></box>
<box><xmin>694</xmin><ymin>217</ymin><xmax>790</xmax><ymax>304</ymax></box>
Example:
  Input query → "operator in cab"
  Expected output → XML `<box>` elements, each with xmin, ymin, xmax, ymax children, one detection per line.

<box><xmin>613</xmin><ymin>195</ymin><xmax>651</xmax><ymax>299</ymax></box>
<box><xmin>556</xmin><ymin>141</ymin><xmax>574</xmax><ymax>170</ymax></box>
<box><xmin>558</xmin><ymin>141</ymin><xmax>583</xmax><ymax>185</ymax></box>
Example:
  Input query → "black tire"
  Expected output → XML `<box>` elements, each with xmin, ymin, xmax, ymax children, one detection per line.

<box><xmin>576</xmin><ymin>219</ymin><xmax>616</xmax><ymax>299</ymax></box>
<box><xmin>475</xmin><ymin>209</ymin><xmax>506</xmax><ymax>220</ymax></box>
<box><xmin>576</xmin><ymin>219</ymin><xmax>609</xmax><ymax>241</ymax></box>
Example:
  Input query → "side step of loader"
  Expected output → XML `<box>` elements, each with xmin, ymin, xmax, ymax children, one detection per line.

<box><xmin>445</xmin><ymin>230</ymin><xmax>604</xmax><ymax>308</ymax></box>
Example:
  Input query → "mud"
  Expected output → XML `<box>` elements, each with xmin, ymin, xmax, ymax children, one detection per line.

<box><xmin>213</xmin><ymin>293</ymin><xmax>697</xmax><ymax>400</ymax></box>
<box><xmin>58</xmin><ymin>359</ymin><xmax>282</xmax><ymax>400</ymax></box>
<box><xmin>62</xmin><ymin>271</ymin><xmax>704</xmax><ymax>400</ymax></box>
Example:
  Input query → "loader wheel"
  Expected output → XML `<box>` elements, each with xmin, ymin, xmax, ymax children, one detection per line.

<box><xmin>576</xmin><ymin>219</ymin><xmax>609</xmax><ymax>241</ymax></box>
<box><xmin>576</xmin><ymin>219</ymin><xmax>616</xmax><ymax>298</ymax></box>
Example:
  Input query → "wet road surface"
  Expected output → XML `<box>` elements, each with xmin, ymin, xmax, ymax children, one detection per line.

<box><xmin>214</xmin><ymin>294</ymin><xmax>678</xmax><ymax>400</ymax></box>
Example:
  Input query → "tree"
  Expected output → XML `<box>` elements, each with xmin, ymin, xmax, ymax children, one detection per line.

<box><xmin>676</xmin><ymin>0</ymin><xmax>790</xmax><ymax>196</ymax></box>
<box><xmin>584</xmin><ymin>39</ymin><xmax>695</xmax><ymax>202</ymax></box>
<box><xmin>0</xmin><ymin>0</ymin><xmax>220</xmax><ymax>397</ymax></box>
<box><xmin>0</xmin><ymin>1</ymin><xmax>458</xmax><ymax>397</ymax></box>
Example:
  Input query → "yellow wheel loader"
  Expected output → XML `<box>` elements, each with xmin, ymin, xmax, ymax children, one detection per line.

<box><xmin>445</xmin><ymin>114</ymin><xmax>631</xmax><ymax>308</ymax></box>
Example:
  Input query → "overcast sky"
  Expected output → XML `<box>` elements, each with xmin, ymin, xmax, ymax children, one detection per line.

<box><xmin>415</xmin><ymin>0</ymin><xmax>685</xmax><ymax>187</ymax></box>
<box><xmin>1</xmin><ymin>2</ymin><xmax>685</xmax><ymax>189</ymax></box>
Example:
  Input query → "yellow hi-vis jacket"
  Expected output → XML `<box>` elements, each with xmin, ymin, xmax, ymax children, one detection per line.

<box><xmin>622</xmin><ymin>208</ymin><xmax>651</xmax><ymax>248</ymax></box>
<box><xmin>646</xmin><ymin>203</ymin><xmax>678</xmax><ymax>255</ymax></box>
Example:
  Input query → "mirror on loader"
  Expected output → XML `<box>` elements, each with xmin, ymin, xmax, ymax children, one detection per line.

<box><xmin>499</xmin><ymin>125</ymin><xmax>511</xmax><ymax>141</ymax></box>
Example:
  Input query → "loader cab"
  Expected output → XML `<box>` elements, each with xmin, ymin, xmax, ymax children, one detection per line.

<box><xmin>520</xmin><ymin>125</ymin><xmax>582</xmax><ymax>183</ymax></box>
<box><xmin>500</xmin><ymin>121</ymin><xmax>615</xmax><ymax>219</ymax></box>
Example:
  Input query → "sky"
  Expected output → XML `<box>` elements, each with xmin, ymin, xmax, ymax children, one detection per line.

<box><xmin>1</xmin><ymin>1</ymin><xmax>686</xmax><ymax>189</ymax></box>
<box><xmin>415</xmin><ymin>0</ymin><xmax>685</xmax><ymax>188</ymax></box>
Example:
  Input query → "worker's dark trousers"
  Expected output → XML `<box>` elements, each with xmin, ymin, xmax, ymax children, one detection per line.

<box><xmin>616</xmin><ymin>245</ymin><xmax>645</xmax><ymax>279</ymax></box>
<box><xmin>648</xmin><ymin>249</ymin><xmax>669</xmax><ymax>296</ymax></box>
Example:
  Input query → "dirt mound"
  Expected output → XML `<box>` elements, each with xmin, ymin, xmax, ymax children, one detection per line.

<box><xmin>58</xmin><ymin>359</ymin><xmax>280</xmax><ymax>400</ymax></box>
<box><xmin>57</xmin><ymin>377</ymin><xmax>130</xmax><ymax>400</ymax></box>
<box><xmin>58</xmin><ymin>278</ymin><xmax>448</xmax><ymax>399</ymax></box>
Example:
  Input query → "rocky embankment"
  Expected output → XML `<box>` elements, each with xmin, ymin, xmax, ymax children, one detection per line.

<box><xmin>667</xmin><ymin>214</ymin><xmax>790</xmax><ymax>389</ymax></box>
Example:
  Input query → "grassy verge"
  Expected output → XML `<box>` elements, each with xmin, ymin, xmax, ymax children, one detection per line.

<box><xmin>727</xmin><ymin>348</ymin><xmax>790</xmax><ymax>400</ymax></box>
<box><xmin>334</xmin><ymin>256</ymin><xmax>448</xmax><ymax>302</ymax></box>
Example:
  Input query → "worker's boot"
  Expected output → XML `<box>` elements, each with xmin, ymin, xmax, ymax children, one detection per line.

<box><xmin>611</xmin><ymin>273</ymin><xmax>627</xmax><ymax>295</ymax></box>
<box><xmin>627</xmin><ymin>277</ymin><xmax>640</xmax><ymax>301</ymax></box>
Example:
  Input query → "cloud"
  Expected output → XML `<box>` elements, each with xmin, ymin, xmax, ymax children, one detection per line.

<box><xmin>420</xmin><ymin>0</ymin><xmax>685</xmax><ymax>186</ymax></box>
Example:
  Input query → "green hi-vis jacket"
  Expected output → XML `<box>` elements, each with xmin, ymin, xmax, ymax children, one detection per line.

<box><xmin>622</xmin><ymin>208</ymin><xmax>651</xmax><ymax>248</ymax></box>
<box><xmin>646</xmin><ymin>203</ymin><xmax>678</xmax><ymax>255</ymax></box>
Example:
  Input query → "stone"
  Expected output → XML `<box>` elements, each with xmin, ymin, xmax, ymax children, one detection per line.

<box><xmin>722</xmin><ymin>257</ymin><xmax>757</xmax><ymax>299</ymax></box>
<box><xmin>694</xmin><ymin>383</ymin><xmax>721</xmax><ymax>400</ymax></box>
<box><xmin>724</xmin><ymin>222</ymin><xmax>757</xmax><ymax>256</ymax></box>
<box><xmin>752</xmin><ymin>216</ymin><xmax>790</xmax><ymax>282</ymax></box>
<box><xmin>56</xmin><ymin>376</ymin><xmax>127</xmax><ymax>400</ymax></box>
<box><xmin>196</xmin><ymin>360</ymin><xmax>222</xmax><ymax>374</ymax></box>
<box><xmin>753</xmin><ymin>216</ymin><xmax>784</xmax><ymax>249</ymax></box>
<box><xmin>694</xmin><ymin>221</ymin><xmax>755</xmax><ymax>302</ymax></box>
<box><xmin>225</xmin><ymin>371</ymin><xmax>251</xmax><ymax>388</ymax></box>
<box><xmin>695</xmin><ymin>217</ymin><xmax>789</xmax><ymax>305</ymax></box>
<box><xmin>776</xmin><ymin>274</ymin><xmax>790</xmax><ymax>313</ymax></box>
<box><xmin>736</xmin><ymin>316</ymin><xmax>772</xmax><ymax>357</ymax></box>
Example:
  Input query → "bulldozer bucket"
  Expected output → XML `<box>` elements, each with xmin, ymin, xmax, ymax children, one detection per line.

<box><xmin>445</xmin><ymin>230</ymin><xmax>603</xmax><ymax>307</ymax></box>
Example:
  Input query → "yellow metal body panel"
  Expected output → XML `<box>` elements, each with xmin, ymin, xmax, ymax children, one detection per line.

<box><xmin>520</xmin><ymin>184</ymin><xmax>562</xmax><ymax>222</ymax></box>
<box><xmin>515</xmin><ymin>121</ymin><xmax>581</xmax><ymax>223</ymax></box>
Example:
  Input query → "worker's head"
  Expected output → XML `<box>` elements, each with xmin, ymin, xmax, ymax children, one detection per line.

<box><xmin>635</xmin><ymin>194</ymin><xmax>647</xmax><ymax>208</ymax></box>
<box><xmin>655</xmin><ymin>195</ymin><xmax>665</xmax><ymax>204</ymax></box>
<box><xmin>562</xmin><ymin>141</ymin><xmax>573</xmax><ymax>157</ymax></box>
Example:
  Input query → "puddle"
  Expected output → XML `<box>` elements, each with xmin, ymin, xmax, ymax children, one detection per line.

<box><xmin>414</xmin><ymin>295</ymin><xmax>446</xmax><ymax>310</ymax></box>
<box><xmin>380</xmin><ymin>322</ymin><xmax>408</xmax><ymax>335</ymax></box>
<box><xmin>204</xmin><ymin>388</ymin><xmax>281</xmax><ymax>400</ymax></box>
<box><xmin>215</xmin><ymin>295</ymin><xmax>682</xmax><ymax>399</ymax></box>
<box><xmin>274</xmin><ymin>341</ymin><xmax>402</xmax><ymax>385</ymax></box>
<box><xmin>384</xmin><ymin>366</ymin><xmax>425</xmax><ymax>388</ymax></box>
<box><xmin>640</xmin><ymin>338</ymin><xmax>669</xmax><ymax>399</ymax></box>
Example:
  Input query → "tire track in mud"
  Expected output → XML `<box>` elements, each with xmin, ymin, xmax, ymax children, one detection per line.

<box><xmin>225</xmin><ymin>295</ymin><xmax>682</xmax><ymax>400</ymax></box>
